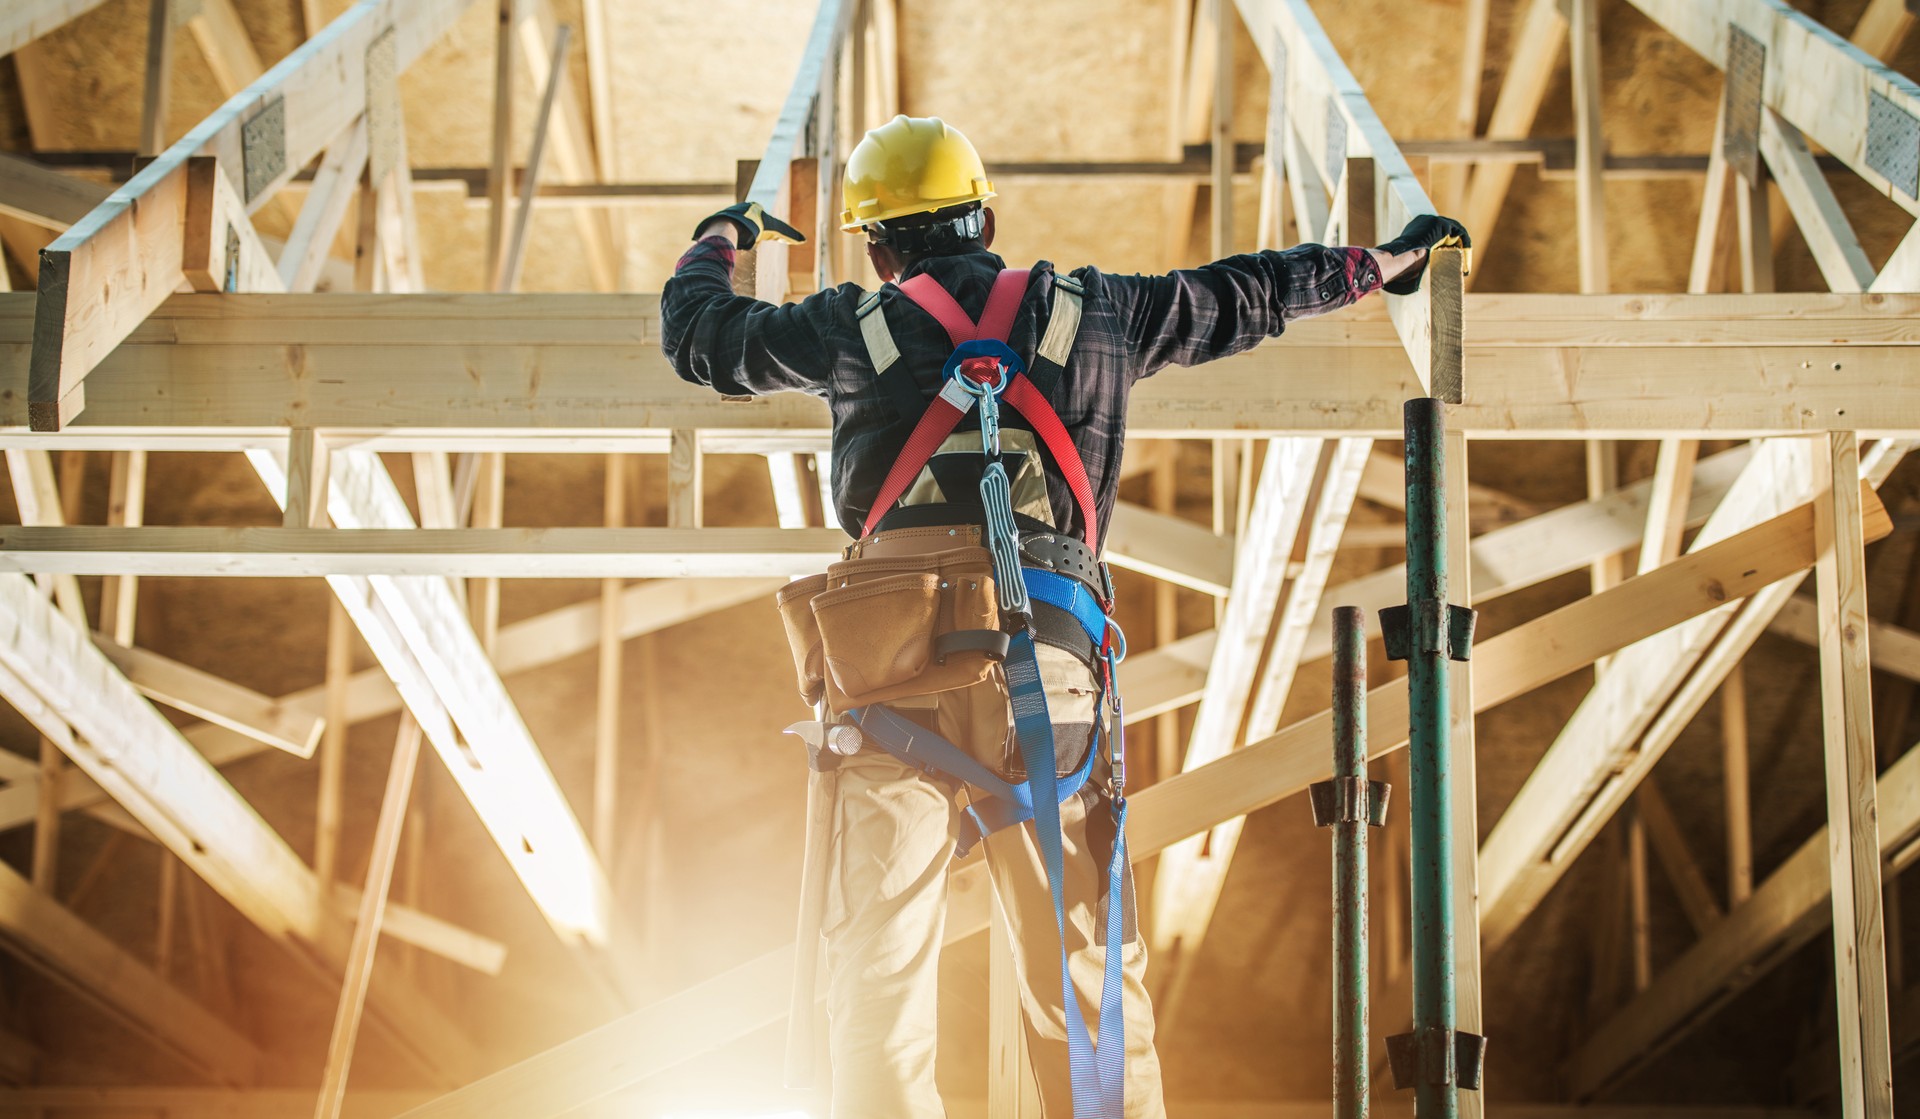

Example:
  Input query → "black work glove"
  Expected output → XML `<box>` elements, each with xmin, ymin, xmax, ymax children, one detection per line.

<box><xmin>692</xmin><ymin>201</ymin><xmax>808</xmax><ymax>251</ymax></box>
<box><xmin>1375</xmin><ymin>214</ymin><xmax>1471</xmax><ymax>295</ymax></box>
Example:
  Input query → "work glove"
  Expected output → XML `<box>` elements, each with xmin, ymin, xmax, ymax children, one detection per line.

<box><xmin>1375</xmin><ymin>214</ymin><xmax>1471</xmax><ymax>295</ymax></box>
<box><xmin>693</xmin><ymin>201</ymin><xmax>808</xmax><ymax>251</ymax></box>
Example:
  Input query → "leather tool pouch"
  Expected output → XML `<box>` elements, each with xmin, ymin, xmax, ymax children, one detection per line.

<box><xmin>811</xmin><ymin>546</ymin><xmax>1005</xmax><ymax>708</ymax></box>
<box><xmin>776</xmin><ymin>574</ymin><xmax>831</xmax><ymax>706</ymax></box>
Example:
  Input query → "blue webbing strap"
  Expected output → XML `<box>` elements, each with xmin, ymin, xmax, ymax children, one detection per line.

<box><xmin>848</xmin><ymin>702</ymin><xmax>1095</xmax><ymax>857</ymax></box>
<box><xmin>1006</xmin><ymin>629</ymin><xmax>1127</xmax><ymax>1118</ymax></box>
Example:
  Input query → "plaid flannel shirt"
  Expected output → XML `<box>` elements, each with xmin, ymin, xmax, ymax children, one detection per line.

<box><xmin>661</xmin><ymin>239</ymin><xmax>1382</xmax><ymax>544</ymax></box>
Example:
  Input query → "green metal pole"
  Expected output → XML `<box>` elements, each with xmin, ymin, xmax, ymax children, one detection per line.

<box><xmin>1331</xmin><ymin>605</ymin><xmax>1370</xmax><ymax>1119</ymax></box>
<box><xmin>1405</xmin><ymin>397</ymin><xmax>1458</xmax><ymax>1119</ymax></box>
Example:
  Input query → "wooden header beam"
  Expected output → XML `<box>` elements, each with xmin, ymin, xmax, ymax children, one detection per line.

<box><xmin>27</xmin><ymin>0</ymin><xmax>477</xmax><ymax>430</ymax></box>
<box><xmin>5</xmin><ymin>293</ymin><xmax>1920</xmax><ymax>443</ymax></box>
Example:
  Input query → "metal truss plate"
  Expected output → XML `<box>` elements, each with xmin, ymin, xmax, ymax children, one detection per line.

<box><xmin>1867</xmin><ymin>89</ymin><xmax>1920</xmax><ymax>200</ymax></box>
<box><xmin>1721</xmin><ymin>25</ymin><xmax>1765</xmax><ymax>184</ymax></box>
<box><xmin>365</xmin><ymin>27</ymin><xmax>400</xmax><ymax>187</ymax></box>
<box><xmin>1324</xmin><ymin>96</ymin><xmax>1348</xmax><ymax>191</ymax></box>
<box><xmin>241</xmin><ymin>96</ymin><xmax>286</xmax><ymax>205</ymax></box>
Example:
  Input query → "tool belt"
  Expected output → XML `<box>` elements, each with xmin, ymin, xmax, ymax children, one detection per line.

<box><xmin>777</xmin><ymin>513</ymin><xmax>1106</xmax><ymax>781</ymax></box>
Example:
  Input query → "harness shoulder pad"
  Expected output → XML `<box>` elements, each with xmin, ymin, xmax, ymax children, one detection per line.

<box><xmin>1037</xmin><ymin>271</ymin><xmax>1085</xmax><ymax>369</ymax></box>
<box><xmin>857</xmin><ymin>289</ymin><xmax>903</xmax><ymax>374</ymax></box>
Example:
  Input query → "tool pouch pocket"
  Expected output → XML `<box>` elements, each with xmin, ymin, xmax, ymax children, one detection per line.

<box><xmin>813</xmin><ymin>546</ymin><xmax>1004</xmax><ymax>709</ymax></box>
<box><xmin>776</xmin><ymin>573</ymin><xmax>831</xmax><ymax>706</ymax></box>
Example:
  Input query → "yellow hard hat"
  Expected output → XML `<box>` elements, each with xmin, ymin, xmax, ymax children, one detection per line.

<box><xmin>840</xmin><ymin>116</ymin><xmax>996</xmax><ymax>231</ymax></box>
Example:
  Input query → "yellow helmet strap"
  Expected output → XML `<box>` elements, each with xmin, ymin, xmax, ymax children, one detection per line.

<box><xmin>870</xmin><ymin>205</ymin><xmax>986</xmax><ymax>255</ymax></box>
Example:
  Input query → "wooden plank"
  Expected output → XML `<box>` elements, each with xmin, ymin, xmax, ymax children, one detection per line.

<box><xmin>1210</xmin><ymin>0</ymin><xmax>1233</xmax><ymax>259</ymax></box>
<box><xmin>395</xmin><ymin>486</ymin><xmax>1852</xmax><ymax>1119</ymax></box>
<box><xmin>315</xmin><ymin>598</ymin><xmax>349</xmax><ymax>893</ymax></box>
<box><xmin>593</xmin><ymin>454</ymin><xmax>623</xmax><ymax>862</ymax></box>
<box><xmin>284</xmin><ymin>426</ymin><xmax>330</xmax><ymax>529</ymax></box>
<box><xmin>141</xmin><ymin>0</ymin><xmax>176</xmax><ymax>157</ymax></box>
<box><xmin>0</xmin><ymin>856</ymin><xmax>258</xmax><ymax>1085</ymax></box>
<box><xmin>1461</xmin><ymin>0</ymin><xmax>1567</xmax><ymax>259</ymax></box>
<box><xmin>17</xmin><ymin>292</ymin><xmax>1920</xmax><ymax>442</ymax></box>
<box><xmin>1104</xmin><ymin>500</ymin><xmax>1235</xmax><ymax>595</ymax></box>
<box><xmin>483</xmin><ymin>0</ymin><xmax>511</xmax><ymax>285</ymax></box>
<box><xmin>1814</xmin><ymin>430</ymin><xmax>1895</xmax><ymax>1117</ymax></box>
<box><xmin>94</xmin><ymin>635</ymin><xmax>325</xmax><ymax>758</ymax></box>
<box><xmin>184</xmin><ymin>0</ymin><xmax>266</xmax><ymax>99</ymax></box>
<box><xmin>314</xmin><ymin>715</ymin><xmax>422</xmax><ymax>1119</ymax></box>
<box><xmin>28</xmin><ymin>0</ymin><xmax>477</xmax><ymax>429</ymax></box>
<box><xmin>497</xmin><ymin>24</ymin><xmax>571</xmax><ymax>293</ymax></box>
<box><xmin>280</xmin><ymin>118</ymin><xmax>371</xmax><ymax>293</ymax></box>
<box><xmin>99</xmin><ymin>449</ymin><xmax>146</xmax><ymax>645</ymax></box>
<box><xmin>249</xmin><ymin>448</ymin><xmax>613</xmax><ymax>947</ymax></box>
<box><xmin>0</xmin><ymin>525</ymin><xmax>854</xmax><ymax>578</ymax></box>
<box><xmin>1480</xmin><ymin>453</ymin><xmax>1901</xmax><ymax>954</ymax></box>
<box><xmin>1723</xmin><ymin>663</ymin><xmax>1753</xmax><ymax>905</ymax></box>
<box><xmin>6</xmin><ymin>448</ymin><xmax>90</xmax><ymax>626</ymax></box>
<box><xmin>1445</xmin><ymin>427</ymin><xmax>1483</xmax><ymax>1115</ymax></box>
<box><xmin>1760</xmin><ymin>111</ymin><xmax>1874</xmax><ymax>293</ymax></box>
<box><xmin>1150</xmin><ymin>437</ymin><xmax>1321</xmax><ymax>971</ymax></box>
<box><xmin>515</xmin><ymin>0</ymin><xmax>620</xmax><ymax>293</ymax></box>
<box><xmin>1636</xmin><ymin>439</ymin><xmax>1700</xmax><ymax>575</ymax></box>
<box><xmin>0</xmin><ymin>0</ymin><xmax>112</xmax><ymax>55</ymax></box>
<box><xmin>0</xmin><ymin>153</ymin><xmax>110</xmax><ymax>230</ymax></box>
<box><xmin>1571</xmin><ymin>0</ymin><xmax>1609</xmax><ymax>294</ymax></box>
<box><xmin>1569</xmin><ymin>737</ymin><xmax>1920</xmax><ymax>1099</ymax></box>
<box><xmin>1637</xmin><ymin>780</ymin><xmax>1725</xmax><ymax>934</ymax></box>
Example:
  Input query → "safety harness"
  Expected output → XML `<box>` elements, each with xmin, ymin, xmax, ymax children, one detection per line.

<box><xmin>848</xmin><ymin>265</ymin><xmax>1131</xmax><ymax>1118</ymax></box>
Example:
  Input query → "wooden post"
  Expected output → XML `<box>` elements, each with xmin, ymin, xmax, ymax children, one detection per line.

<box><xmin>668</xmin><ymin>430</ymin><xmax>702</xmax><ymax>529</ymax></box>
<box><xmin>31</xmin><ymin>738</ymin><xmax>59</xmax><ymax>892</ymax></box>
<box><xmin>284</xmin><ymin>428</ymin><xmax>331</xmax><ymax>530</ymax></box>
<box><xmin>469</xmin><ymin>453</ymin><xmax>506</xmax><ymax>655</ymax></box>
<box><xmin>593</xmin><ymin>453</ymin><xmax>624</xmax><ymax>863</ymax></box>
<box><xmin>315</xmin><ymin>599</ymin><xmax>351</xmax><ymax>892</ymax></box>
<box><xmin>1626</xmin><ymin>799</ymin><xmax>1652</xmax><ymax>992</ymax></box>
<box><xmin>1737</xmin><ymin>167</ymin><xmax>1775</xmax><ymax>294</ymax></box>
<box><xmin>100</xmin><ymin>451</ymin><xmax>148</xmax><ymax>646</ymax></box>
<box><xmin>1570</xmin><ymin>0</ymin><xmax>1608</xmax><ymax>294</ymax></box>
<box><xmin>1209</xmin><ymin>0</ymin><xmax>1233</xmax><ymax>260</ymax></box>
<box><xmin>498</xmin><ymin>23</ymin><xmax>571</xmax><ymax>293</ymax></box>
<box><xmin>140</xmin><ymin>0</ymin><xmax>174</xmax><ymax>157</ymax></box>
<box><xmin>313</xmin><ymin>715</ymin><xmax>424</xmax><ymax>1119</ymax></box>
<box><xmin>1723</xmin><ymin>663</ymin><xmax>1753</xmax><ymax>906</ymax></box>
<box><xmin>485</xmin><ymin>0</ymin><xmax>515</xmax><ymax>287</ymax></box>
<box><xmin>1814</xmin><ymin>430</ymin><xmax>1894</xmax><ymax>1118</ymax></box>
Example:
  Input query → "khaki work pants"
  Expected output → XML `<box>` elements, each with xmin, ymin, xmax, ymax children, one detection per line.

<box><xmin>820</xmin><ymin>742</ymin><xmax>1167</xmax><ymax>1117</ymax></box>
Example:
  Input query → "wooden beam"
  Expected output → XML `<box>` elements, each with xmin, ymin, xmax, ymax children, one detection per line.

<box><xmin>0</xmin><ymin>0</ymin><xmax>111</xmax><ymax>55</ymax></box>
<box><xmin>27</xmin><ymin>0</ymin><xmax>478</xmax><ymax>429</ymax></box>
<box><xmin>1637</xmin><ymin>780</ymin><xmax>1724</xmax><ymax>935</ymax></box>
<box><xmin>0</xmin><ymin>856</ymin><xmax>258</xmax><ymax>1084</ymax></box>
<box><xmin>1461</xmin><ymin>0</ymin><xmax>1566</xmax><ymax>261</ymax></box>
<box><xmin>1210</xmin><ymin>0</ymin><xmax>1233</xmax><ymax>259</ymax></box>
<box><xmin>3</xmin><ymin>576</ymin><xmax>784</xmax><ymax>833</ymax></box>
<box><xmin>1478</xmin><ymin>441</ymin><xmax>1902</xmax><ymax>953</ymax></box>
<box><xmin>94</xmin><ymin>634</ymin><xmax>325</xmax><ymax>758</ymax></box>
<box><xmin>1814</xmin><ymin>430</ymin><xmax>1895</xmax><ymax>1116</ymax></box>
<box><xmin>0</xmin><ymin>525</ymin><xmax>854</xmax><ymax>578</ymax></box>
<box><xmin>1570</xmin><ymin>0</ymin><xmax>1608</xmax><ymax>295</ymax></box>
<box><xmin>248</xmin><ymin>447</ymin><xmax>612</xmax><ymax>947</ymax></box>
<box><xmin>315</xmin><ymin>715</ymin><xmax>422</xmax><ymax>1119</ymax></box>
<box><xmin>0</xmin><ymin>573</ymin><xmax>479</xmax><ymax>1080</ymax></box>
<box><xmin>1151</xmin><ymin>437</ymin><xmax>1320</xmax><ymax>974</ymax></box>
<box><xmin>315</xmin><ymin>598</ymin><xmax>349</xmax><ymax>894</ymax></box>
<box><xmin>141</xmin><ymin>0</ymin><xmax>176</xmax><ymax>158</ymax></box>
<box><xmin>497</xmin><ymin>24</ymin><xmax>572</xmax><ymax>294</ymax></box>
<box><xmin>0</xmin><ymin>153</ymin><xmax>110</xmax><ymax>230</ymax></box>
<box><xmin>1759</xmin><ymin>111</ymin><xmax>1874</xmax><ymax>293</ymax></box>
<box><xmin>99</xmin><ymin>450</ymin><xmax>147</xmax><ymax>646</ymax></box>
<box><xmin>280</xmin><ymin>118</ymin><xmax>371</xmax><ymax>293</ymax></box>
<box><xmin>1569</xmin><ymin>734</ymin><xmax>1920</xmax><ymax>1099</ymax></box>
<box><xmin>1104</xmin><ymin>500</ymin><xmax>1235</xmax><ymax>596</ymax></box>
<box><xmin>396</xmin><ymin>485</ymin><xmax>1855</xmax><ymax>1119</ymax></box>
<box><xmin>483</xmin><ymin>0</ymin><xmax>513</xmax><ymax>287</ymax></box>
<box><xmin>515</xmin><ymin>0</ymin><xmax>620</xmax><ymax>293</ymax></box>
<box><xmin>593</xmin><ymin>454</ymin><xmax>622</xmax><ymax>862</ymax></box>
<box><xmin>1723</xmin><ymin>664</ymin><xmax>1753</xmax><ymax>906</ymax></box>
<box><xmin>184</xmin><ymin>0</ymin><xmax>265</xmax><ymax>99</ymax></box>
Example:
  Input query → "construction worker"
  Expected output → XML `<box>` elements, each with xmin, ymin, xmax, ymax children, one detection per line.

<box><xmin>663</xmin><ymin>115</ymin><xmax>1464</xmax><ymax>1119</ymax></box>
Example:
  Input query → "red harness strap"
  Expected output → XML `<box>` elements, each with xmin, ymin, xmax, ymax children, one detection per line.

<box><xmin>859</xmin><ymin>268</ymin><xmax>1102</xmax><ymax>556</ymax></box>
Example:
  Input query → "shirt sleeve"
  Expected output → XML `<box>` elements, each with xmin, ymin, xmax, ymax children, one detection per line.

<box><xmin>1093</xmin><ymin>244</ymin><xmax>1383</xmax><ymax>382</ymax></box>
<box><xmin>659</xmin><ymin>236</ymin><xmax>838</xmax><ymax>397</ymax></box>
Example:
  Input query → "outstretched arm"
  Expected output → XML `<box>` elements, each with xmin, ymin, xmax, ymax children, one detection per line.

<box><xmin>1099</xmin><ymin>214</ymin><xmax>1468</xmax><ymax>382</ymax></box>
<box><xmin>659</xmin><ymin>211</ymin><xmax>833</xmax><ymax>398</ymax></box>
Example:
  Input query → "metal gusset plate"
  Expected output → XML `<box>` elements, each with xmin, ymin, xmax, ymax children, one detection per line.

<box><xmin>241</xmin><ymin>96</ymin><xmax>286</xmax><ymax>205</ymax></box>
<box><xmin>1722</xmin><ymin>25</ymin><xmax>1766</xmax><ymax>185</ymax></box>
<box><xmin>1867</xmin><ymin>89</ymin><xmax>1920</xmax><ymax>200</ymax></box>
